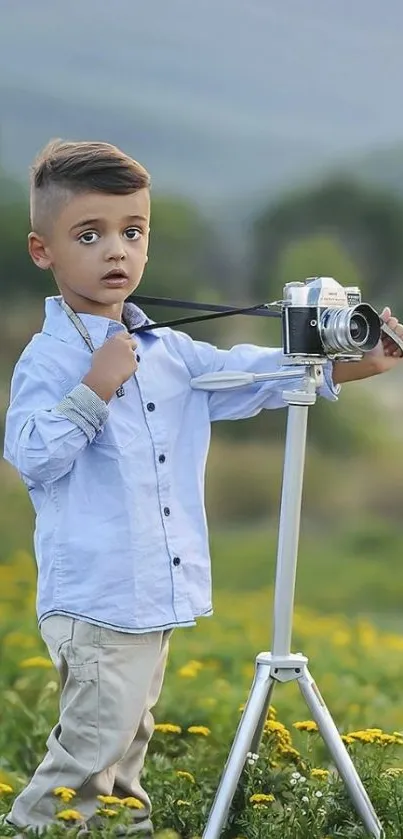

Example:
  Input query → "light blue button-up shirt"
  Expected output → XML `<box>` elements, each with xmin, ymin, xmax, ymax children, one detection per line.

<box><xmin>3</xmin><ymin>296</ymin><xmax>339</xmax><ymax>633</ymax></box>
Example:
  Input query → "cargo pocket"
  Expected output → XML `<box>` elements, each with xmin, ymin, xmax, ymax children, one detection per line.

<box><xmin>70</xmin><ymin>661</ymin><xmax>99</xmax><ymax>683</ymax></box>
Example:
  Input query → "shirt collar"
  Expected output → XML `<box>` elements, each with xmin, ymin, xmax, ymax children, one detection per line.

<box><xmin>41</xmin><ymin>295</ymin><xmax>161</xmax><ymax>348</ymax></box>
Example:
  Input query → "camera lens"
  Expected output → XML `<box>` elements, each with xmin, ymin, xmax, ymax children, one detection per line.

<box><xmin>319</xmin><ymin>304</ymin><xmax>380</xmax><ymax>354</ymax></box>
<box><xmin>349</xmin><ymin>313</ymin><xmax>369</xmax><ymax>344</ymax></box>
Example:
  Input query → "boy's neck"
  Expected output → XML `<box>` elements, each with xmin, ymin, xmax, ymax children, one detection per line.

<box><xmin>60</xmin><ymin>292</ymin><xmax>124</xmax><ymax>323</ymax></box>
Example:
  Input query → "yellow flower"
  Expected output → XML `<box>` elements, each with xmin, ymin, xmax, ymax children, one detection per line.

<box><xmin>176</xmin><ymin>771</ymin><xmax>195</xmax><ymax>783</ymax></box>
<box><xmin>20</xmin><ymin>656</ymin><xmax>53</xmax><ymax>669</ymax></box>
<box><xmin>97</xmin><ymin>807</ymin><xmax>119</xmax><ymax>817</ymax></box>
<box><xmin>187</xmin><ymin>725</ymin><xmax>211</xmax><ymax>736</ymax></box>
<box><xmin>376</xmin><ymin>733</ymin><xmax>402</xmax><ymax>746</ymax></box>
<box><xmin>120</xmin><ymin>797</ymin><xmax>144</xmax><ymax>809</ymax></box>
<box><xmin>311</xmin><ymin>769</ymin><xmax>330</xmax><ymax>781</ymax></box>
<box><xmin>293</xmin><ymin>720</ymin><xmax>319</xmax><ymax>733</ymax></box>
<box><xmin>344</xmin><ymin>728</ymin><xmax>401</xmax><ymax>746</ymax></box>
<box><xmin>0</xmin><ymin>771</ymin><xmax>14</xmax><ymax>787</ymax></box>
<box><xmin>56</xmin><ymin>809</ymin><xmax>84</xmax><ymax>821</ymax></box>
<box><xmin>154</xmin><ymin>723</ymin><xmax>182</xmax><ymax>734</ymax></box>
<box><xmin>0</xmin><ymin>783</ymin><xmax>13</xmax><ymax>794</ymax></box>
<box><xmin>3</xmin><ymin>631</ymin><xmax>37</xmax><ymax>649</ymax></box>
<box><xmin>346</xmin><ymin>731</ymin><xmax>371</xmax><ymax>744</ymax></box>
<box><xmin>178</xmin><ymin>660</ymin><xmax>204</xmax><ymax>678</ymax></box>
<box><xmin>264</xmin><ymin>720</ymin><xmax>292</xmax><ymax>747</ymax></box>
<box><xmin>178</xmin><ymin>665</ymin><xmax>199</xmax><ymax>678</ymax></box>
<box><xmin>53</xmin><ymin>787</ymin><xmax>76</xmax><ymax>803</ymax></box>
<box><xmin>341</xmin><ymin>735</ymin><xmax>355</xmax><ymax>745</ymax></box>
<box><xmin>249</xmin><ymin>793</ymin><xmax>275</xmax><ymax>805</ymax></box>
<box><xmin>176</xmin><ymin>799</ymin><xmax>191</xmax><ymax>806</ymax></box>
<box><xmin>97</xmin><ymin>795</ymin><xmax>123</xmax><ymax>804</ymax></box>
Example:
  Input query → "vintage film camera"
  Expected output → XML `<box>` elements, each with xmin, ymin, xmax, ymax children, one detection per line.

<box><xmin>281</xmin><ymin>276</ymin><xmax>381</xmax><ymax>360</ymax></box>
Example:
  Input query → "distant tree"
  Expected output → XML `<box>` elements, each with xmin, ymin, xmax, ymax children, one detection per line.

<box><xmin>276</xmin><ymin>233</ymin><xmax>362</xmax><ymax>290</ymax></box>
<box><xmin>147</xmin><ymin>196</ymin><xmax>229</xmax><ymax>297</ymax></box>
<box><xmin>250</xmin><ymin>176</ymin><xmax>403</xmax><ymax>308</ymax></box>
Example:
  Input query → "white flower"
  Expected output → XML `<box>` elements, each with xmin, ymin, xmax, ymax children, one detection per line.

<box><xmin>298</xmin><ymin>776</ymin><xmax>307</xmax><ymax>783</ymax></box>
<box><xmin>302</xmin><ymin>795</ymin><xmax>309</xmax><ymax>803</ymax></box>
<box><xmin>291</xmin><ymin>772</ymin><xmax>301</xmax><ymax>780</ymax></box>
<box><xmin>252</xmin><ymin>753</ymin><xmax>259</xmax><ymax>760</ymax></box>
<box><xmin>290</xmin><ymin>778</ymin><xmax>297</xmax><ymax>786</ymax></box>
<box><xmin>315</xmin><ymin>790</ymin><xmax>323</xmax><ymax>798</ymax></box>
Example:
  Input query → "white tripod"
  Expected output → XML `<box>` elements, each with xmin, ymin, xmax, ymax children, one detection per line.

<box><xmin>190</xmin><ymin>361</ymin><xmax>383</xmax><ymax>839</ymax></box>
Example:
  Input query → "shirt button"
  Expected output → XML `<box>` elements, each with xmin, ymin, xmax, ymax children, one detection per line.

<box><xmin>173</xmin><ymin>557</ymin><xmax>181</xmax><ymax>566</ymax></box>
<box><xmin>163</xmin><ymin>506</ymin><xmax>170</xmax><ymax>516</ymax></box>
<box><xmin>159</xmin><ymin>454</ymin><xmax>166</xmax><ymax>463</ymax></box>
<box><xmin>147</xmin><ymin>402</ymin><xmax>155</xmax><ymax>412</ymax></box>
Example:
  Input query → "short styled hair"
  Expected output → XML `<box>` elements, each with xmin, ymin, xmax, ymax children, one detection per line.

<box><xmin>30</xmin><ymin>139</ymin><xmax>151</xmax><ymax>235</ymax></box>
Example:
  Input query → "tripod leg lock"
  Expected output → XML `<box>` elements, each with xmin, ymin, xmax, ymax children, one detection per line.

<box><xmin>256</xmin><ymin>652</ymin><xmax>308</xmax><ymax>683</ymax></box>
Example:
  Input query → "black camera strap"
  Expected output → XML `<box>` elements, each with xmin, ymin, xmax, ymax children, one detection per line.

<box><xmin>128</xmin><ymin>294</ymin><xmax>282</xmax><ymax>334</ymax></box>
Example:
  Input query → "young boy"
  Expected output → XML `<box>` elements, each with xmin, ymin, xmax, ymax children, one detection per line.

<box><xmin>2</xmin><ymin>139</ymin><xmax>403</xmax><ymax>837</ymax></box>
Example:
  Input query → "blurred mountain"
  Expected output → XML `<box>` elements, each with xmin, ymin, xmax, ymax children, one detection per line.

<box><xmin>2</xmin><ymin>0</ymin><xmax>403</xmax><ymax>207</ymax></box>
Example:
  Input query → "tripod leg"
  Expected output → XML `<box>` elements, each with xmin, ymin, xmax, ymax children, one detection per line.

<box><xmin>249</xmin><ymin>692</ymin><xmax>275</xmax><ymax>755</ymax></box>
<box><xmin>203</xmin><ymin>663</ymin><xmax>276</xmax><ymax>839</ymax></box>
<box><xmin>298</xmin><ymin>667</ymin><xmax>383</xmax><ymax>839</ymax></box>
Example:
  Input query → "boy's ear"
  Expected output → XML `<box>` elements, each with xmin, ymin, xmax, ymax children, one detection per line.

<box><xmin>28</xmin><ymin>232</ymin><xmax>53</xmax><ymax>270</ymax></box>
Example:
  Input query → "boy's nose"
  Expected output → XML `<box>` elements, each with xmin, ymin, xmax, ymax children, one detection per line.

<box><xmin>105</xmin><ymin>237</ymin><xmax>127</xmax><ymax>261</ymax></box>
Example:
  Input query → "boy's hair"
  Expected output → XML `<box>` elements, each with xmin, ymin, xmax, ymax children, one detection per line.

<box><xmin>30</xmin><ymin>139</ymin><xmax>151</xmax><ymax>235</ymax></box>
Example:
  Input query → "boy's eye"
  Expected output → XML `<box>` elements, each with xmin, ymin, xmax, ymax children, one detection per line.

<box><xmin>79</xmin><ymin>231</ymin><xmax>99</xmax><ymax>244</ymax></box>
<box><xmin>124</xmin><ymin>227</ymin><xmax>142</xmax><ymax>240</ymax></box>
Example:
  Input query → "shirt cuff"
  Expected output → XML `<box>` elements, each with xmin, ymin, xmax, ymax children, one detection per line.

<box><xmin>319</xmin><ymin>361</ymin><xmax>341</xmax><ymax>400</ymax></box>
<box><xmin>54</xmin><ymin>383</ymin><xmax>109</xmax><ymax>441</ymax></box>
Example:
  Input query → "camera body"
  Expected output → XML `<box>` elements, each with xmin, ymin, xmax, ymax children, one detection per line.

<box><xmin>281</xmin><ymin>277</ymin><xmax>381</xmax><ymax>360</ymax></box>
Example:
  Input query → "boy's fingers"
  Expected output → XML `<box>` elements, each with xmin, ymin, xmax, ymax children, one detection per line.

<box><xmin>381</xmin><ymin>318</ymin><xmax>403</xmax><ymax>355</ymax></box>
<box><xmin>380</xmin><ymin>306</ymin><xmax>391</xmax><ymax>321</ymax></box>
<box><xmin>387</xmin><ymin>316</ymin><xmax>399</xmax><ymax>330</ymax></box>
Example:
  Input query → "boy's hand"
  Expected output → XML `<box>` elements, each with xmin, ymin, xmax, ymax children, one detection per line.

<box><xmin>376</xmin><ymin>306</ymin><xmax>403</xmax><ymax>365</ymax></box>
<box><xmin>82</xmin><ymin>332</ymin><xmax>138</xmax><ymax>402</ymax></box>
<box><xmin>333</xmin><ymin>306</ymin><xmax>403</xmax><ymax>384</ymax></box>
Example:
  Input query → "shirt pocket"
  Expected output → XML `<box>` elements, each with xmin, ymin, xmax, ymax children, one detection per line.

<box><xmin>94</xmin><ymin>398</ymin><xmax>145</xmax><ymax>451</ymax></box>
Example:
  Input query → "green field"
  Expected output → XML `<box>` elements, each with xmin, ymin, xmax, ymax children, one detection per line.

<box><xmin>2</xmin><ymin>519</ymin><xmax>403</xmax><ymax>838</ymax></box>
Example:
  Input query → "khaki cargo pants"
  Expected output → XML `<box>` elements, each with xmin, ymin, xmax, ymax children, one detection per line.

<box><xmin>7</xmin><ymin>616</ymin><xmax>172</xmax><ymax>834</ymax></box>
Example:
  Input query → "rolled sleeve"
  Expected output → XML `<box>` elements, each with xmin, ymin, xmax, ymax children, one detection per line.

<box><xmin>55</xmin><ymin>383</ymin><xmax>109</xmax><ymax>441</ymax></box>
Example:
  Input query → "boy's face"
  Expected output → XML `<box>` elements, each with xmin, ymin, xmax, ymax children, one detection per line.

<box><xmin>29</xmin><ymin>189</ymin><xmax>150</xmax><ymax>319</ymax></box>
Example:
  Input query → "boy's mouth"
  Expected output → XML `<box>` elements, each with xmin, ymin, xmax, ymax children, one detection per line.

<box><xmin>101</xmin><ymin>268</ymin><xmax>129</xmax><ymax>286</ymax></box>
